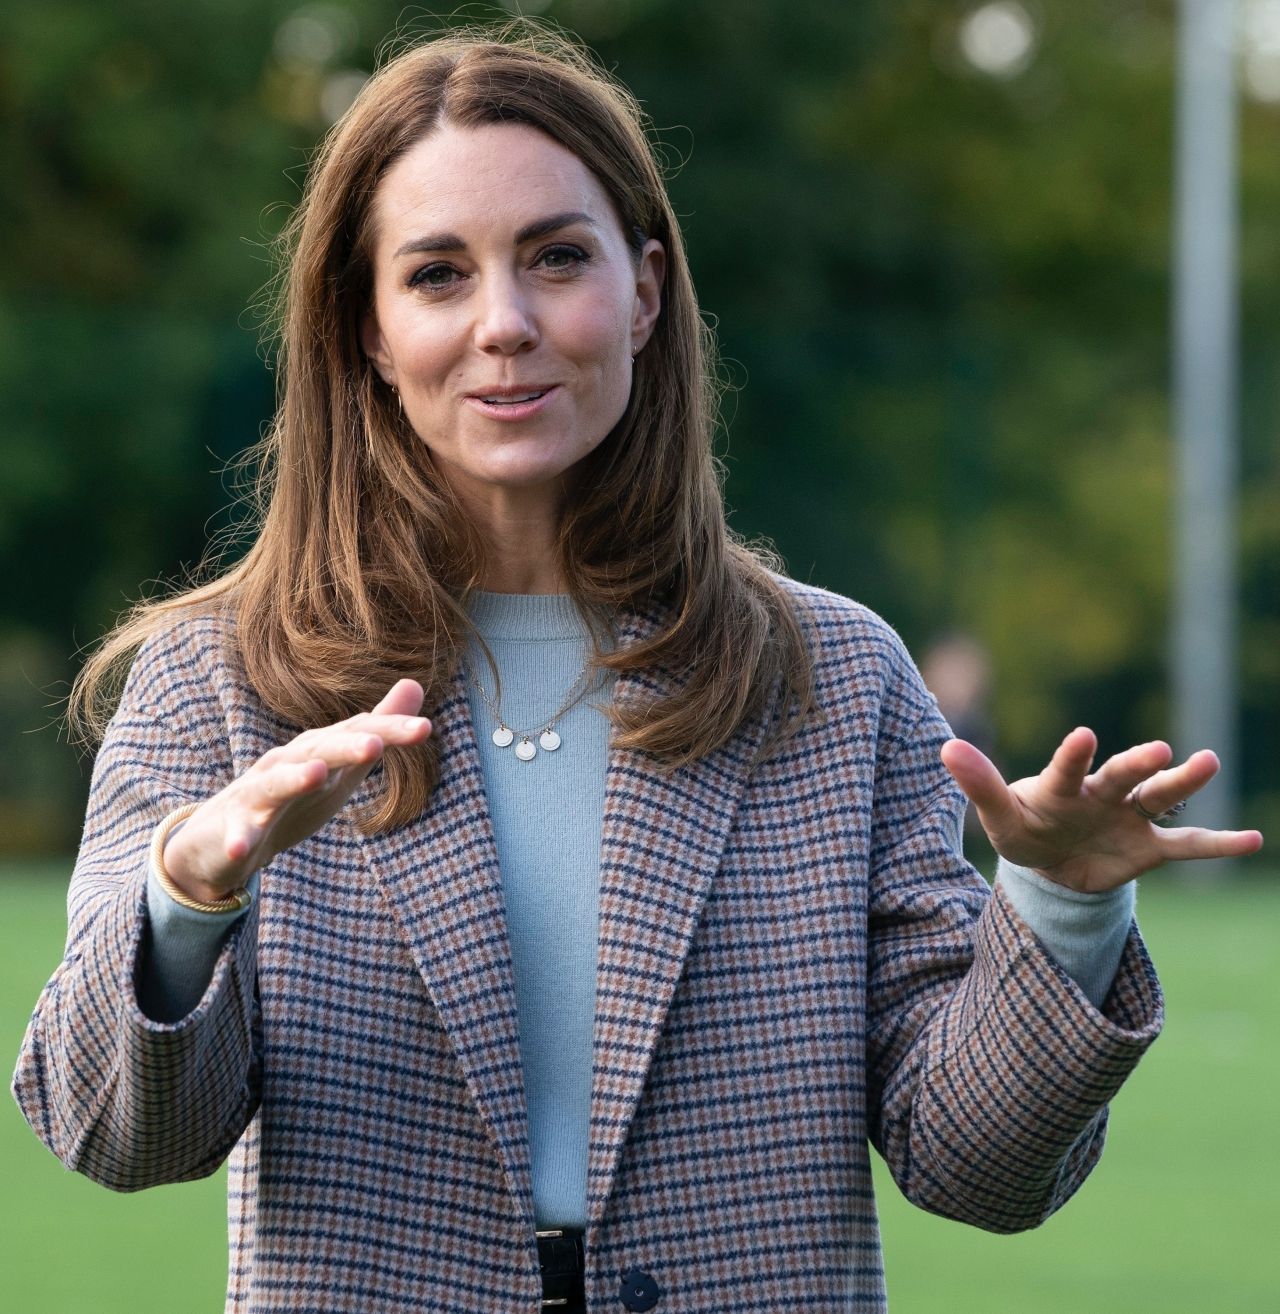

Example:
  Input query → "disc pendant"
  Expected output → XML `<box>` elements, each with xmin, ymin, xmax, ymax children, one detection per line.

<box><xmin>492</xmin><ymin>726</ymin><xmax>515</xmax><ymax>748</ymax></box>
<box><xmin>539</xmin><ymin>729</ymin><xmax>561</xmax><ymax>752</ymax></box>
<box><xmin>515</xmin><ymin>738</ymin><xmax>537</xmax><ymax>762</ymax></box>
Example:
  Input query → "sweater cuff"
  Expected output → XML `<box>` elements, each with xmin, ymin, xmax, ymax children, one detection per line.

<box><xmin>141</xmin><ymin>849</ymin><xmax>258</xmax><ymax>1023</ymax></box>
<box><xmin>995</xmin><ymin>857</ymin><xmax>1136</xmax><ymax>1010</ymax></box>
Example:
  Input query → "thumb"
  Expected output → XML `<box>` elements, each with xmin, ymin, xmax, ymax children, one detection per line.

<box><xmin>939</xmin><ymin>739</ymin><xmax>1021</xmax><ymax>836</ymax></box>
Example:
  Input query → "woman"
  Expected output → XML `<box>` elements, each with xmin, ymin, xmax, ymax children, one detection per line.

<box><xmin>11</xmin><ymin>23</ymin><xmax>1262</xmax><ymax>1314</ymax></box>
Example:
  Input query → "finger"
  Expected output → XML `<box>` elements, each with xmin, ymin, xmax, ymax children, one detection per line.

<box><xmin>1039</xmin><ymin>726</ymin><xmax>1097</xmax><ymax>798</ymax></box>
<box><xmin>1126</xmin><ymin>750</ymin><xmax>1220</xmax><ymax>817</ymax></box>
<box><xmin>236</xmin><ymin>759</ymin><xmax>331</xmax><ymax>823</ymax></box>
<box><xmin>1153</xmin><ymin>826</ymin><xmax>1264</xmax><ymax>863</ymax></box>
<box><xmin>226</xmin><ymin>783</ymin><xmax>306</xmax><ymax>867</ymax></box>
<box><xmin>373</xmin><ymin>679</ymin><xmax>425</xmax><ymax>716</ymax></box>
<box><xmin>1086</xmin><ymin>740</ymin><xmax>1175</xmax><ymax>804</ymax></box>
<box><xmin>939</xmin><ymin>739</ymin><xmax>1023</xmax><ymax>835</ymax></box>
<box><xmin>229</xmin><ymin>752</ymin><xmax>366</xmax><ymax>863</ymax></box>
<box><xmin>306</xmin><ymin>731</ymin><xmax>386</xmax><ymax>770</ymax></box>
<box><xmin>278</xmin><ymin>690</ymin><xmax>428</xmax><ymax>751</ymax></box>
<box><xmin>249</xmin><ymin>735</ymin><xmax>383</xmax><ymax>799</ymax></box>
<box><xmin>225</xmin><ymin>824</ymin><xmax>255</xmax><ymax>864</ymax></box>
<box><xmin>240</xmin><ymin>748</ymin><xmax>368</xmax><ymax>846</ymax></box>
<box><xmin>257</xmin><ymin>744</ymin><xmax>289</xmax><ymax>769</ymax></box>
<box><xmin>266</xmin><ymin>717</ymin><xmax>428</xmax><ymax>773</ymax></box>
<box><xmin>339</xmin><ymin>711</ymin><xmax>432</xmax><ymax>744</ymax></box>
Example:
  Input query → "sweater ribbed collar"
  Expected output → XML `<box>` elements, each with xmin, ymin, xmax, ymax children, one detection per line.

<box><xmin>463</xmin><ymin>589</ymin><xmax>590</xmax><ymax>641</ymax></box>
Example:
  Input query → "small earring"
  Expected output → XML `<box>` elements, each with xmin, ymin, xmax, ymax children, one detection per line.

<box><xmin>391</xmin><ymin>385</ymin><xmax>403</xmax><ymax>415</ymax></box>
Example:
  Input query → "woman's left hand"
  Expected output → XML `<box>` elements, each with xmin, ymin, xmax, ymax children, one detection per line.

<box><xmin>940</xmin><ymin>727</ymin><xmax>1264</xmax><ymax>893</ymax></box>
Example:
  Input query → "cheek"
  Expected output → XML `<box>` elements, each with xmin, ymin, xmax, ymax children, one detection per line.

<box><xmin>380</xmin><ymin>302</ymin><xmax>459</xmax><ymax>383</ymax></box>
<box><xmin>564</xmin><ymin>293</ymin><xmax>633</xmax><ymax>382</ymax></box>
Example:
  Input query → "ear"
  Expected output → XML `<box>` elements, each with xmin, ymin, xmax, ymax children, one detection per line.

<box><xmin>361</xmin><ymin>307</ymin><xmax>396</xmax><ymax>388</ymax></box>
<box><xmin>630</xmin><ymin>238</ymin><xmax>666</xmax><ymax>354</ymax></box>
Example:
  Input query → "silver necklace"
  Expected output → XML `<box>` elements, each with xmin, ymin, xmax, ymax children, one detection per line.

<box><xmin>464</xmin><ymin>649</ymin><xmax>595</xmax><ymax>762</ymax></box>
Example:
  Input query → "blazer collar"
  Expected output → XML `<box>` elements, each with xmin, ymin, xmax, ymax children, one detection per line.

<box><xmin>350</xmin><ymin>599</ymin><xmax>766</xmax><ymax>1239</ymax></box>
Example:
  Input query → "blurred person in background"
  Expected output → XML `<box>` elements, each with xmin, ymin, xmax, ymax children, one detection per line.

<box><xmin>11</xmin><ymin>21</ymin><xmax>1263</xmax><ymax>1314</ymax></box>
<box><xmin>921</xmin><ymin>631</ymin><xmax>996</xmax><ymax>761</ymax></box>
<box><xmin>922</xmin><ymin>630</ymin><xmax>997</xmax><ymax>847</ymax></box>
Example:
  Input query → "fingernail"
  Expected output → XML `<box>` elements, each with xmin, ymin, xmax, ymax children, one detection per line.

<box><xmin>402</xmin><ymin>716</ymin><xmax>429</xmax><ymax>730</ymax></box>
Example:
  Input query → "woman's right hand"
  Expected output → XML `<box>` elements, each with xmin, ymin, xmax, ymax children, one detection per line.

<box><xmin>162</xmin><ymin>679</ymin><xmax>432</xmax><ymax>904</ymax></box>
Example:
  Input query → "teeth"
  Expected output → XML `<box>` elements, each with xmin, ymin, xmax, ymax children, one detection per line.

<box><xmin>481</xmin><ymin>391</ymin><xmax>545</xmax><ymax>404</ymax></box>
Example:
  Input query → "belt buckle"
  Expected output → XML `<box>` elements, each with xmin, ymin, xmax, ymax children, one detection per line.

<box><xmin>536</xmin><ymin>1227</ymin><xmax>582</xmax><ymax>1308</ymax></box>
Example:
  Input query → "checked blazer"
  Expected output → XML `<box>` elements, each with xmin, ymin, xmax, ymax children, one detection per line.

<box><xmin>13</xmin><ymin>576</ymin><xmax>1163</xmax><ymax>1312</ymax></box>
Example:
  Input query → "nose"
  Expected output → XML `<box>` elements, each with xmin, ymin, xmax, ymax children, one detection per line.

<box><xmin>472</xmin><ymin>271</ymin><xmax>538</xmax><ymax>355</ymax></box>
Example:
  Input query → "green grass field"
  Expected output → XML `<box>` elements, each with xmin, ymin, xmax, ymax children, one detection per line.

<box><xmin>3</xmin><ymin>864</ymin><xmax>1277</xmax><ymax>1312</ymax></box>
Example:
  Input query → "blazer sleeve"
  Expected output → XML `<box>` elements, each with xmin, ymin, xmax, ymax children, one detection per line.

<box><xmin>863</xmin><ymin>648</ymin><xmax>1164</xmax><ymax>1234</ymax></box>
<box><xmin>10</xmin><ymin>623</ymin><xmax>261</xmax><ymax>1192</ymax></box>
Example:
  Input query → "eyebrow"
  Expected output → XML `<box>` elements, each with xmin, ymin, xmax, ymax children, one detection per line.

<box><xmin>391</xmin><ymin>210</ymin><xmax>599</xmax><ymax>260</ymax></box>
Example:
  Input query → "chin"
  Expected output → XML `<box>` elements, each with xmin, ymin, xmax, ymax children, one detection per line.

<box><xmin>477</xmin><ymin>444</ymin><xmax>599</xmax><ymax>487</ymax></box>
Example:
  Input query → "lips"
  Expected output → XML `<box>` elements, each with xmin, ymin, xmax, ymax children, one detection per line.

<box><xmin>478</xmin><ymin>391</ymin><xmax>546</xmax><ymax>405</ymax></box>
<box><xmin>467</xmin><ymin>385</ymin><xmax>556</xmax><ymax>404</ymax></box>
<box><xmin>463</xmin><ymin>385</ymin><xmax>560</xmax><ymax>421</ymax></box>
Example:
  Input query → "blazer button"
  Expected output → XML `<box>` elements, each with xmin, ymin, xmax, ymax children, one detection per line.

<box><xmin>618</xmin><ymin>1266</ymin><xmax>661</xmax><ymax>1311</ymax></box>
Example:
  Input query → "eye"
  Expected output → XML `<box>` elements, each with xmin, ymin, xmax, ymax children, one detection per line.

<box><xmin>408</xmin><ymin>262</ymin><xmax>461</xmax><ymax>291</ymax></box>
<box><xmin>536</xmin><ymin>243</ymin><xmax>590</xmax><ymax>272</ymax></box>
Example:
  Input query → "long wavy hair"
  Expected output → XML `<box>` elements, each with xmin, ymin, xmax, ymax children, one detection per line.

<box><xmin>69</xmin><ymin>20</ymin><xmax>818</xmax><ymax>833</ymax></box>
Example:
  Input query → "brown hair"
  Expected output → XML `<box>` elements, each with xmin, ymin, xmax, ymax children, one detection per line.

<box><xmin>69</xmin><ymin>19</ymin><xmax>817</xmax><ymax>833</ymax></box>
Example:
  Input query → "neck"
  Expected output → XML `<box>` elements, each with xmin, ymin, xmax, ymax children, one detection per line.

<box><xmin>479</xmin><ymin>535</ymin><xmax>565</xmax><ymax>594</ymax></box>
<box><xmin>453</xmin><ymin>476</ymin><xmax>568</xmax><ymax>594</ymax></box>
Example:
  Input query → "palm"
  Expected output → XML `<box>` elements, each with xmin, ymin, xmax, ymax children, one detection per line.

<box><xmin>940</xmin><ymin>728</ymin><xmax>1263</xmax><ymax>893</ymax></box>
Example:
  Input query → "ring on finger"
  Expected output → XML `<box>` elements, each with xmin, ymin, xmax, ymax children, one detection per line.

<box><xmin>1129</xmin><ymin>785</ymin><xmax>1188</xmax><ymax>825</ymax></box>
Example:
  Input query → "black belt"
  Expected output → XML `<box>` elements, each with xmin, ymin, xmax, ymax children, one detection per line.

<box><xmin>536</xmin><ymin>1227</ymin><xmax>585</xmax><ymax>1308</ymax></box>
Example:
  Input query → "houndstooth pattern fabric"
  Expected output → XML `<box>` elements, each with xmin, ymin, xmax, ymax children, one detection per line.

<box><xmin>12</xmin><ymin>576</ymin><xmax>1163</xmax><ymax>1312</ymax></box>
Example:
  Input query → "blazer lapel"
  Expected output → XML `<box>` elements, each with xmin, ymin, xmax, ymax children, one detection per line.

<box><xmin>585</xmin><ymin>603</ymin><xmax>767</xmax><ymax>1242</ymax></box>
<box><xmin>350</xmin><ymin>665</ymin><xmax>536</xmax><ymax>1228</ymax></box>
<box><xmin>349</xmin><ymin>601</ymin><xmax>770</xmax><ymax>1242</ymax></box>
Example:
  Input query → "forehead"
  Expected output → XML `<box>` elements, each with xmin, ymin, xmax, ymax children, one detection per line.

<box><xmin>371</xmin><ymin>121</ymin><xmax>617</xmax><ymax>243</ymax></box>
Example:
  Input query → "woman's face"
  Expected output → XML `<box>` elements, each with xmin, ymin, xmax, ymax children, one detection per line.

<box><xmin>361</xmin><ymin>121</ymin><xmax>665</xmax><ymax>515</ymax></box>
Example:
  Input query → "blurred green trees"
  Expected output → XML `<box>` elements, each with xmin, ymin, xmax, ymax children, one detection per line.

<box><xmin>1</xmin><ymin>0</ymin><xmax>1276</xmax><ymax>852</ymax></box>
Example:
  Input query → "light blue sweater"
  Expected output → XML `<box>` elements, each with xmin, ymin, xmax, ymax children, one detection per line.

<box><xmin>139</xmin><ymin>590</ymin><xmax>1134</xmax><ymax>1230</ymax></box>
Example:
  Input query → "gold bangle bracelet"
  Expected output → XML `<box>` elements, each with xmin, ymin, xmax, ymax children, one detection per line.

<box><xmin>150</xmin><ymin>803</ymin><xmax>252</xmax><ymax>914</ymax></box>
